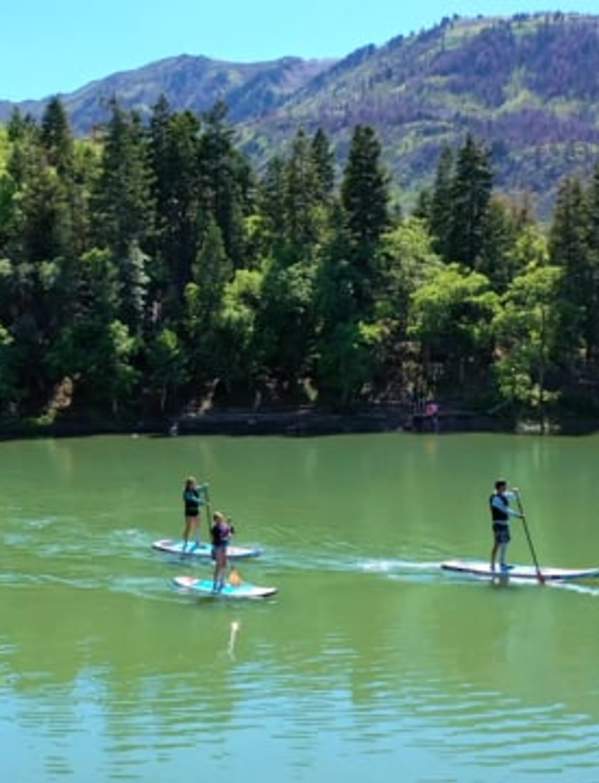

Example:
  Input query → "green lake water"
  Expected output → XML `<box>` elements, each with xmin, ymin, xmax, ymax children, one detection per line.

<box><xmin>2</xmin><ymin>432</ymin><xmax>599</xmax><ymax>782</ymax></box>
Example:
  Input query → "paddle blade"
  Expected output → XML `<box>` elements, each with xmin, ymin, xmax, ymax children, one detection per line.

<box><xmin>229</xmin><ymin>568</ymin><xmax>242</xmax><ymax>586</ymax></box>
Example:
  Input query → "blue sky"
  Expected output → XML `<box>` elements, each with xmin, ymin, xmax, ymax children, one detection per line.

<box><xmin>1</xmin><ymin>0</ymin><xmax>597</xmax><ymax>100</ymax></box>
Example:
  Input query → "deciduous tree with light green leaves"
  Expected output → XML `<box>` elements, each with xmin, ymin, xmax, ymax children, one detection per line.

<box><xmin>409</xmin><ymin>264</ymin><xmax>499</xmax><ymax>391</ymax></box>
<box><xmin>493</xmin><ymin>263</ymin><xmax>563</xmax><ymax>428</ymax></box>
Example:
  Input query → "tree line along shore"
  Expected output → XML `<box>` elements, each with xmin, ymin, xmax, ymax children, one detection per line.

<box><xmin>1</xmin><ymin>96</ymin><xmax>599</xmax><ymax>435</ymax></box>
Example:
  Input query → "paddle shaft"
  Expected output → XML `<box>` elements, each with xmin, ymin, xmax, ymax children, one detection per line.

<box><xmin>514</xmin><ymin>491</ymin><xmax>545</xmax><ymax>585</ymax></box>
<box><xmin>204</xmin><ymin>483</ymin><xmax>212</xmax><ymax>531</ymax></box>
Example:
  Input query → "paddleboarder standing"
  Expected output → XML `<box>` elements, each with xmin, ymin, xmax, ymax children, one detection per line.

<box><xmin>211</xmin><ymin>511</ymin><xmax>235</xmax><ymax>592</ymax></box>
<box><xmin>490</xmin><ymin>479</ymin><xmax>523</xmax><ymax>572</ymax></box>
<box><xmin>182</xmin><ymin>477</ymin><xmax>207</xmax><ymax>552</ymax></box>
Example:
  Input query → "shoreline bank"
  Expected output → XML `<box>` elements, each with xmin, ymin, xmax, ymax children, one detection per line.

<box><xmin>2</xmin><ymin>405</ymin><xmax>598</xmax><ymax>441</ymax></box>
<box><xmin>0</xmin><ymin>405</ymin><xmax>523</xmax><ymax>440</ymax></box>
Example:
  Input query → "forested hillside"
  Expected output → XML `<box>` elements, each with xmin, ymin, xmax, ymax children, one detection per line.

<box><xmin>1</xmin><ymin>96</ymin><xmax>599</xmax><ymax>429</ymax></box>
<box><xmin>244</xmin><ymin>12</ymin><xmax>599</xmax><ymax>215</ymax></box>
<box><xmin>2</xmin><ymin>13</ymin><xmax>599</xmax><ymax>215</ymax></box>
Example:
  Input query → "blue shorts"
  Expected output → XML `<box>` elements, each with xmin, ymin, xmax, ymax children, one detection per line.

<box><xmin>492</xmin><ymin>523</ymin><xmax>510</xmax><ymax>544</ymax></box>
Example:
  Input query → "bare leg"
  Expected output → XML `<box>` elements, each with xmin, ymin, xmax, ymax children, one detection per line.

<box><xmin>213</xmin><ymin>548</ymin><xmax>227</xmax><ymax>591</ymax></box>
<box><xmin>183</xmin><ymin>516</ymin><xmax>192</xmax><ymax>551</ymax></box>
<box><xmin>490</xmin><ymin>542</ymin><xmax>499</xmax><ymax>571</ymax></box>
<box><xmin>182</xmin><ymin>515</ymin><xmax>200</xmax><ymax>551</ymax></box>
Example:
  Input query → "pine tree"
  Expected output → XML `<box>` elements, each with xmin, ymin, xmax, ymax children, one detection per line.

<box><xmin>257</xmin><ymin>156</ymin><xmax>287</xmax><ymax>249</ymax></box>
<box><xmin>283</xmin><ymin>129</ymin><xmax>320</xmax><ymax>253</ymax></box>
<box><xmin>311</xmin><ymin>128</ymin><xmax>335</xmax><ymax>202</ymax></box>
<box><xmin>93</xmin><ymin>102</ymin><xmax>155</xmax><ymax>256</ymax></box>
<box><xmin>429</xmin><ymin>145</ymin><xmax>454</xmax><ymax>259</ymax></box>
<box><xmin>119</xmin><ymin>240</ymin><xmax>150</xmax><ymax>335</ymax></box>
<box><xmin>412</xmin><ymin>188</ymin><xmax>432</xmax><ymax>223</ymax></box>
<box><xmin>588</xmin><ymin>163</ymin><xmax>599</xmax><ymax>267</ymax></box>
<box><xmin>446</xmin><ymin>134</ymin><xmax>493</xmax><ymax>267</ymax></box>
<box><xmin>150</xmin><ymin>104</ymin><xmax>201</xmax><ymax>296</ymax></box>
<box><xmin>478</xmin><ymin>197</ymin><xmax>519</xmax><ymax>292</ymax></box>
<box><xmin>19</xmin><ymin>166</ymin><xmax>73</xmax><ymax>262</ymax></box>
<box><xmin>191</xmin><ymin>216</ymin><xmax>232</xmax><ymax>325</ymax></box>
<box><xmin>549</xmin><ymin>177</ymin><xmax>594</xmax><ymax>362</ymax></box>
<box><xmin>197</xmin><ymin>101</ymin><xmax>248</xmax><ymax>266</ymax></box>
<box><xmin>341</xmin><ymin>125</ymin><xmax>389</xmax><ymax>247</ymax></box>
<box><xmin>340</xmin><ymin>125</ymin><xmax>390</xmax><ymax>311</ymax></box>
<box><xmin>41</xmin><ymin>97</ymin><xmax>74</xmax><ymax>175</ymax></box>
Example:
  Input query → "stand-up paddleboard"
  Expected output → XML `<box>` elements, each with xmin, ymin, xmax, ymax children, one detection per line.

<box><xmin>441</xmin><ymin>559</ymin><xmax>599</xmax><ymax>581</ymax></box>
<box><xmin>153</xmin><ymin>539</ymin><xmax>262</xmax><ymax>560</ymax></box>
<box><xmin>173</xmin><ymin>575</ymin><xmax>277</xmax><ymax>599</ymax></box>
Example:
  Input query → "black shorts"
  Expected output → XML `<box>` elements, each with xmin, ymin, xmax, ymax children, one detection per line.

<box><xmin>185</xmin><ymin>509</ymin><xmax>200</xmax><ymax>519</ymax></box>
<box><xmin>492</xmin><ymin>523</ymin><xmax>510</xmax><ymax>544</ymax></box>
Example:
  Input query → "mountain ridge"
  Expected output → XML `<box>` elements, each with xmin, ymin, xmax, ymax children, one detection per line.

<box><xmin>0</xmin><ymin>53</ymin><xmax>336</xmax><ymax>129</ymax></box>
<box><xmin>2</xmin><ymin>12</ymin><xmax>599</xmax><ymax>214</ymax></box>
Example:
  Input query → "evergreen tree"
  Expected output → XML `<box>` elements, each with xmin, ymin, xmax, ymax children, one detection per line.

<box><xmin>478</xmin><ymin>196</ymin><xmax>519</xmax><ymax>292</ymax></box>
<box><xmin>446</xmin><ymin>135</ymin><xmax>493</xmax><ymax>267</ymax></box>
<box><xmin>41</xmin><ymin>97</ymin><xmax>74</xmax><ymax>175</ymax></box>
<box><xmin>340</xmin><ymin>125</ymin><xmax>390</xmax><ymax>310</ymax></box>
<box><xmin>283</xmin><ymin>129</ymin><xmax>320</xmax><ymax>254</ymax></box>
<box><xmin>311</xmin><ymin>128</ymin><xmax>335</xmax><ymax>201</ymax></box>
<box><xmin>256</xmin><ymin>155</ymin><xmax>287</xmax><ymax>255</ymax></box>
<box><xmin>429</xmin><ymin>145</ymin><xmax>454</xmax><ymax>259</ymax></box>
<box><xmin>196</xmin><ymin>101</ymin><xmax>248</xmax><ymax>266</ymax></box>
<box><xmin>18</xmin><ymin>159</ymin><xmax>73</xmax><ymax>263</ymax></box>
<box><xmin>93</xmin><ymin>102</ymin><xmax>154</xmax><ymax>256</ymax></box>
<box><xmin>341</xmin><ymin>125</ymin><xmax>389</xmax><ymax>247</ymax></box>
<box><xmin>150</xmin><ymin>105</ymin><xmax>201</xmax><ymax>296</ymax></box>
<box><xmin>588</xmin><ymin>164</ymin><xmax>599</xmax><ymax>254</ymax></box>
<box><xmin>549</xmin><ymin>177</ymin><xmax>595</xmax><ymax>363</ymax></box>
<box><xmin>191</xmin><ymin>216</ymin><xmax>232</xmax><ymax>326</ymax></box>
<box><xmin>412</xmin><ymin>188</ymin><xmax>432</xmax><ymax>223</ymax></box>
<box><xmin>118</xmin><ymin>240</ymin><xmax>150</xmax><ymax>335</ymax></box>
<box><xmin>313</xmin><ymin>204</ymin><xmax>381</xmax><ymax>406</ymax></box>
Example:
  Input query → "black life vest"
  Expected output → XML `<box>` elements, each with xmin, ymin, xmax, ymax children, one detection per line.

<box><xmin>490</xmin><ymin>492</ymin><xmax>509</xmax><ymax>522</ymax></box>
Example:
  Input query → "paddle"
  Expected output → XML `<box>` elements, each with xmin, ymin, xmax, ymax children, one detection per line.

<box><xmin>514</xmin><ymin>489</ymin><xmax>545</xmax><ymax>585</ymax></box>
<box><xmin>203</xmin><ymin>482</ymin><xmax>212</xmax><ymax>541</ymax></box>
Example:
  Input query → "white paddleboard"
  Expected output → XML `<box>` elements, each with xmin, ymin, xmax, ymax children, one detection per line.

<box><xmin>441</xmin><ymin>559</ymin><xmax>599</xmax><ymax>581</ymax></box>
<box><xmin>153</xmin><ymin>539</ymin><xmax>262</xmax><ymax>560</ymax></box>
<box><xmin>173</xmin><ymin>575</ymin><xmax>277</xmax><ymax>598</ymax></box>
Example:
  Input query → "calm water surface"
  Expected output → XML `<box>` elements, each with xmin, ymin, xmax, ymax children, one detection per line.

<box><xmin>2</xmin><ymin>433</ymin><xmax>599</xmax><ymax>782</ymax></box>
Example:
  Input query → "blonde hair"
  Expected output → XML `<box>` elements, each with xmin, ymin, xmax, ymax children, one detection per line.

<box><xmin>212</xmin><ymin>511</ymin><xmax>226</xmax><ymax>524</ymax></box>
<box><xmin>184</xmin><ymin>476</ymin><xmax>197</xmax><ymax>490</ymax></box>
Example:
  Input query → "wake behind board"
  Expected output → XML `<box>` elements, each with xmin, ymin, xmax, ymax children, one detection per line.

<box><xmin>153</xmin><ymin>539</ymin><xmax>262</xmax><ymax>560</ymax></box>
<box><xmin>173</xmin><ymin>575</ymin><xmax>277</xmax><ymax>599</ymax></box>
<box><xmin>441</xmin><ymin>559</ymin><xmax>599</xmax><ymax>582</ymax></box>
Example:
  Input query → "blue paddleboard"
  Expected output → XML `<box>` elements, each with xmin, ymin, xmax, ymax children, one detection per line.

<box><xmin>173</xmin><ymin>575</ymin><xmax>277</xmax><ymax>598</ymax></box>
